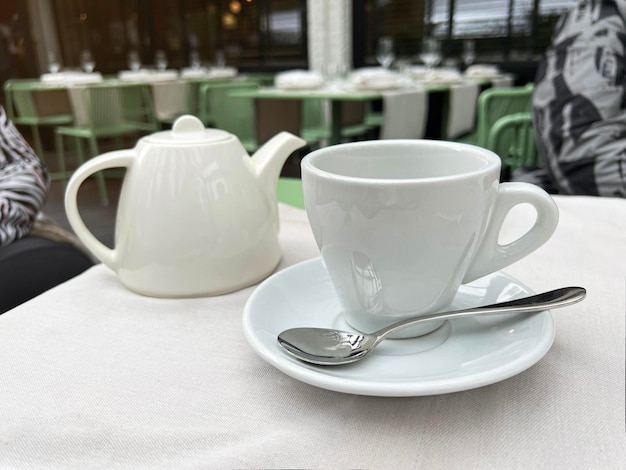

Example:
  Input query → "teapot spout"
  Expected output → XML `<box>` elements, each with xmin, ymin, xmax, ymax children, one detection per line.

<box><xmin>252</xmin><ymin>131</ymin><xmax>307</xmax><ymax>205</ymax></box>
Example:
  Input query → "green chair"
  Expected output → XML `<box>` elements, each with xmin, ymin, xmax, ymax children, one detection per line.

<box><xmin>199</xmin><ymin>81</ymin><xmax>259</xmax><ymax>151</ymax></box>
<box><xmin>199</xmin><ymin>81</ymin><xmax>318</xmax><ymax>152</ymax></box>
<box><xmin>364</xmin><ymin>100</ymin><xmax>384</xmax><ymax>128</ymax></box>
<box><xmin>55</xmin><ymin>82</ymin><xmax>159</xmax><ymax>205</ymax></box>
<box><xmin>277</xmin><ymin>177</ymin><xmax>304</xmax><ymax>209</ymax></box>
<box><xmin>301</xmin><ymin>99</ymin><xmax>330</xmax><ymax>143</ymax></box>
<box><xmin>301</xmin><ymin>99</ymin><xmax>375</xmax><ymax>144</ymax></box>
<box><xmin>340</xmin><ymin>100</ymin><xmax>376</xmax><ymax>140</ymax></box>
<box><xmin>456</xmin><ymin>83</ymin><xmax>534</xmax><ymax>148</ymax></box>
<box><xmin>195</xmin><ymin>78</ymin><xmax>252</xmax><ymax>126</ymax></box>
<box><xmin>3</xmin><ymin>79</ymin><xmax>74</xmax><ymax>163</ymax></box>
<box><xmin>487</xmin><ymin>112</ymin><xmax>542</xmax><ymax>176</ymax></box>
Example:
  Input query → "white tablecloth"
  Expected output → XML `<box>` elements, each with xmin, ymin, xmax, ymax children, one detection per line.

<box><xmin>446</xmin><ymin>82</ymin><xmax>480</xmax><ymax>139</ymax></box>
<box><xmin>0</xmin><ymin>197</ymin><xmax>624</xmax><ymax>468</ymax></box>
<box><xmin>381</xmin><ymin>88</ymin><xmax>428</xmax><ymax>139</ymax></box>
<box><xmin>149</xmin><ymin>81</ymin><xmax>189</xmax><ymax>121</ymax></box>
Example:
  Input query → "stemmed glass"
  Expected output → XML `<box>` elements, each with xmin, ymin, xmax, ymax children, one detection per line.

<box><xmin>215</xmin><ymin>49</ymin><xmax>225</xmax><ymax>68</ymax></box>
<box><xmin>375</xmin><ymin>37</ymin><xmax>395</xmax><ymax>70</ymax></box>
<box><xmin>189</xmin><ymin>50</ymin><xmax>202</xmax><ymax>70</ymax></box>
<box><xmin>462</xmin><ymin>39</ymin><xmax>476</xmax><ymax>67</ymax></box>
<box><xmin>80</xmin><ymin>50</ymin><xmax>95</xmax><ymax>73</ymax></box>
<box><xmin>155</xmin><ymin>50</ymin><xmax>168</xmax><ymax>71</ymax></box>
<box><xmin>419</xmin><ymin>37</ymin><xmax>442</xmax><ymax>70</ymax></box>
<box><xmin>47</xmin><ymin>51</ymin><xmax>61</xmax><ymax>74</ymax></box>
<box><xmin>127</xmin><ymin>50</ymin><xmax>141</xmax><ymax>72</ymax></box>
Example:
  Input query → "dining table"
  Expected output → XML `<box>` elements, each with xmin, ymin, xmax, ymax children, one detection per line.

<box><xmin>233</xmin><ymin>73</ymin><xmax>501</xmax><ymax>145</ymax></box>
<box><xmin>232</xmin><ymin>85</ymin><xmax>380</xmax><ymax>145</ymax></box>
<box><xmin>5</xmin><ymin>71</ymin><xmax>246</xmax><ymax>128</ymax></box>
<box><xmin>0</xmin><ymin>194</ymin><xmax>624</xmax><ymax>468</ymax></box>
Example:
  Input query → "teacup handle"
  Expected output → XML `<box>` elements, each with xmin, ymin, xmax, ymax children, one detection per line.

<box><xmin>64</xmin><ymin>149</ymin><xmax>135</xmax><ymax>270</ymax></box>
<box><xmin>462</xmin><ymin>182</ymin><xmax>559</xmax><ymax>283</ymax></box>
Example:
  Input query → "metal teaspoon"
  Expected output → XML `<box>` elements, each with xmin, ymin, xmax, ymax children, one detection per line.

<box><xmin>277</xmin><ymin>286</ymin><xmax>586</xmax><ymax>366</ymax></box>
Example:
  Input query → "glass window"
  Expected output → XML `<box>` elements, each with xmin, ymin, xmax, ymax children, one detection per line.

<box><xmin>539</xmin><ymin>0</ymin><xmax>574</xmax><ymax>15</ymax></box>
<box><xmin>356</xmin><ymin>0</ymin><xmax>572</xmax><ymax>67</ymax></box>
<box><xmin>426</xmin><ymin>0</ymin><xmax>553</xmax><ymax>37</ymax></box>
<box><xmin>46</xmin><ymin>0</ymin><xmax>308</xmax><ymax>74</ymax></box>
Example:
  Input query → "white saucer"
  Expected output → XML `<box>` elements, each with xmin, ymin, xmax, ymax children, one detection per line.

<box><xmin>242</xmin><ymin>258</ymin><xmax>554</xmax><ymax>397</ymax></box>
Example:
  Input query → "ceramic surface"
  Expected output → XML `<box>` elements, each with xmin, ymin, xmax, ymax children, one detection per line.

<box><xmin>65</xmin><ymin>115</ymin><xmax>306</xmax><ymax>297</ymax></box>
<box><xmin>301</xmin><ymin>140</ymin><xmax>558</xmax><ymax>337</ymax></box>
<box><xmin>242</xmin><ymin>258</ymin><xmax>555</xmax><ymax>397</ymax></box>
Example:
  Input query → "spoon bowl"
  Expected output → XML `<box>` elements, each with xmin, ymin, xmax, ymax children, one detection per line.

<box><xmin>277</xmin><ymin>286</ymin><xmax>586</xmax><ymax>365</ymax></box>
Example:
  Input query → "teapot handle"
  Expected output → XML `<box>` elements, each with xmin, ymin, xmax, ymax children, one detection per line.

<box><xmin>64</xmin><ymin>149</ymin><xmax>135</xmax><ymax>270</ymax></box>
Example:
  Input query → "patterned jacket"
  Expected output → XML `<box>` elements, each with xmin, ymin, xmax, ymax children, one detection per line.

<box><xmin>533</xmin><ymin>0</ymin><xmax>626</xmax><ymax>197</ymax></box>
<box><xmin>0</xmin><ymin>105</ymin><xmax>49</xmax><ymax>246</ymax></box>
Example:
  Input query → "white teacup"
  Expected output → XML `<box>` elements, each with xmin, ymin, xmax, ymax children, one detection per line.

<box><xmin>301</xmin><ymin>140</ymin><xmax>559</xmax><ymax>338</ymax></box>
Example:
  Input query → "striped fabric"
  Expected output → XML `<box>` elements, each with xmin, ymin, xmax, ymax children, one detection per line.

<box><xmin>0</xmin><ymin>105</ymin><xmax>50</xmax><ymax>247</ymax></box>
<box><xmin>533</xmin><ymin>0</ymin><xmax>626</xmax><ymax>196</ymax></box>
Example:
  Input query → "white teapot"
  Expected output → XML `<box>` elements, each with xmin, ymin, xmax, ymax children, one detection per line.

<box><xmin>65</xmin><ymin>115</ymin><xmax>306</xmax><ymax>297</ymax></box>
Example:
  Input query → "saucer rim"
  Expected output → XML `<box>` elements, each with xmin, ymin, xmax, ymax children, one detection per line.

<box><xmin>242</xmin><ymin>257</ymin><xmax>555</xmax><ymax>397</ymax></box>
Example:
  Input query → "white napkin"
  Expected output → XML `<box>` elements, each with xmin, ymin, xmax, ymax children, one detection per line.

<box><xmin>181</xmin><ymin>68</ymin><xmax>210</xmax><ymax>79</ymax></box>
<box><xmin>420</xmin><ymin>68</ymin><xmax>463</xmax><ymax>84</ymax></box>
<box><xmin>408</xmin><ymin>65</ymin><xmax>428</xmax><ymax>80</ymax></box>
<box><xmin>147</xmin><ymin>70</ymin><xmax>179</xmax><ymax>82</ymax></box>
<box><xmin>209</xmin><ymin>67</ymin><xmax>238</xmax><ymax>79</ymax></box>
<box><xmin>446</xmin><ymin>82</ymin><xmax>480</xmax><ymax>139</ymax></box>
<box><xmin>118</xmin><ymin>70</ymin><xmax>178</xmax><ymax>82</ymax></box>
<box><xmin>275</xmin><ymin>70</ymin><xmax>324</xmax><ymax>90</ymax></box>
<box><xmin>40</xmin><ymin>72</ymin><xmax>103</xmax><ymax>85</ymax></box>
<box><xmin>380</xmin><ymin>89</ymin><xmax>428</xmax><ymax>139</ymax></box>
<box><xmin>350</xmin><ymin>68</ymin><xmax>402</xmax><ymax>90</ymax></box>
<box><xmin>464</xmin><ymin>64</ymin><xmax>501</xmax><ymax>79</ymax></box>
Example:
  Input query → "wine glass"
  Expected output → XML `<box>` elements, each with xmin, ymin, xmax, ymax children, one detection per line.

<box><xmin>419</xmin><ymin>37</ymin><xmax>442</xmax><ymax>70</ymax></box>
<box><xmin>47</xmin><ymin>51</ymin><xmax>60</xmax><ymax>74</ymax></box>
<box><xmin>189</xmin><ymin>50</ymin><xmax>201</xmax><ymax>70</ymax></box>
<box><xmin>127</xmin><ymin>50</ymin><xmax>141</xmax><ymax>72</ymax></box>
<box><xmin>155</xmin><ymin>50</ymin><xmax>168</xmax><ymax>71</ymax></box>
<box><xmin>375</xmin><ymin>37</ymin><xmax>395</xmax><ymax>70</ymax></box>
<box><xmin>215</xmin><ymin>49</ymin><xmax>225</xmax><ymax>68</ymax></box>
<box><xmin>80</xmin><ymin>50</ymin><xmax>95</xmax><ymax>73</ymax></box>
<box><xmin>462</xmin><ymin>39</ymin><xmax>476</xmax><ymax>67</ymax></box>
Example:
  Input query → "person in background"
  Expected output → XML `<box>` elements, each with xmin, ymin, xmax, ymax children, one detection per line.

<box><xmin>532</xmin><ymin>0</ymin><xmax>626</xmax><ymax>197</ymax></box>
<box><xmin>0</xmin><ymin>104</ymin><xmax>93</xmax><ymax>313</ymax></box>
<box><xmin>0</xmin><ymin>104</ymin><xmax>48</xmax><ymax>245</ymax></box>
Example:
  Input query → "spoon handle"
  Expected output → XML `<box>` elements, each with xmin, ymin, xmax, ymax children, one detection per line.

<box><xmin>375</xmin><ymin>286</ymin><xmax>586</xmax><ymax>341</ymax></box>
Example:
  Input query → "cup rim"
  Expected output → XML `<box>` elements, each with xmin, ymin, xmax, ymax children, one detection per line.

<box><xmin>301</xmin><ymin>139</ymin><xmax>501</xmax><ymax>184</ymax></box>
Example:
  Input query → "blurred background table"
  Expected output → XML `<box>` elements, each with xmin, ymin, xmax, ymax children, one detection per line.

<box><xmin>232</xmin><ymin>86</ymin><xmax>380</xmax><ymax>145</ymax></box>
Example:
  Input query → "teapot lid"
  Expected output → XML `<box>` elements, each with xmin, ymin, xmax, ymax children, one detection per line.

<box><xmin>142</xmin><ymin>115</ymin><xmax>232</xmax><ymax>145</ymax></box>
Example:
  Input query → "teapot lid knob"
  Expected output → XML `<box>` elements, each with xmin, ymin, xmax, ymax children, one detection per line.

<box><xmin>172</xmin><ymin>115</ymin><xmax>205</xmax><ymax>136</ymax></box>
<box><xmin>143</xmin><ymin>115</ymin><xmax>231</xmax><ymax>144</ymax></box>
